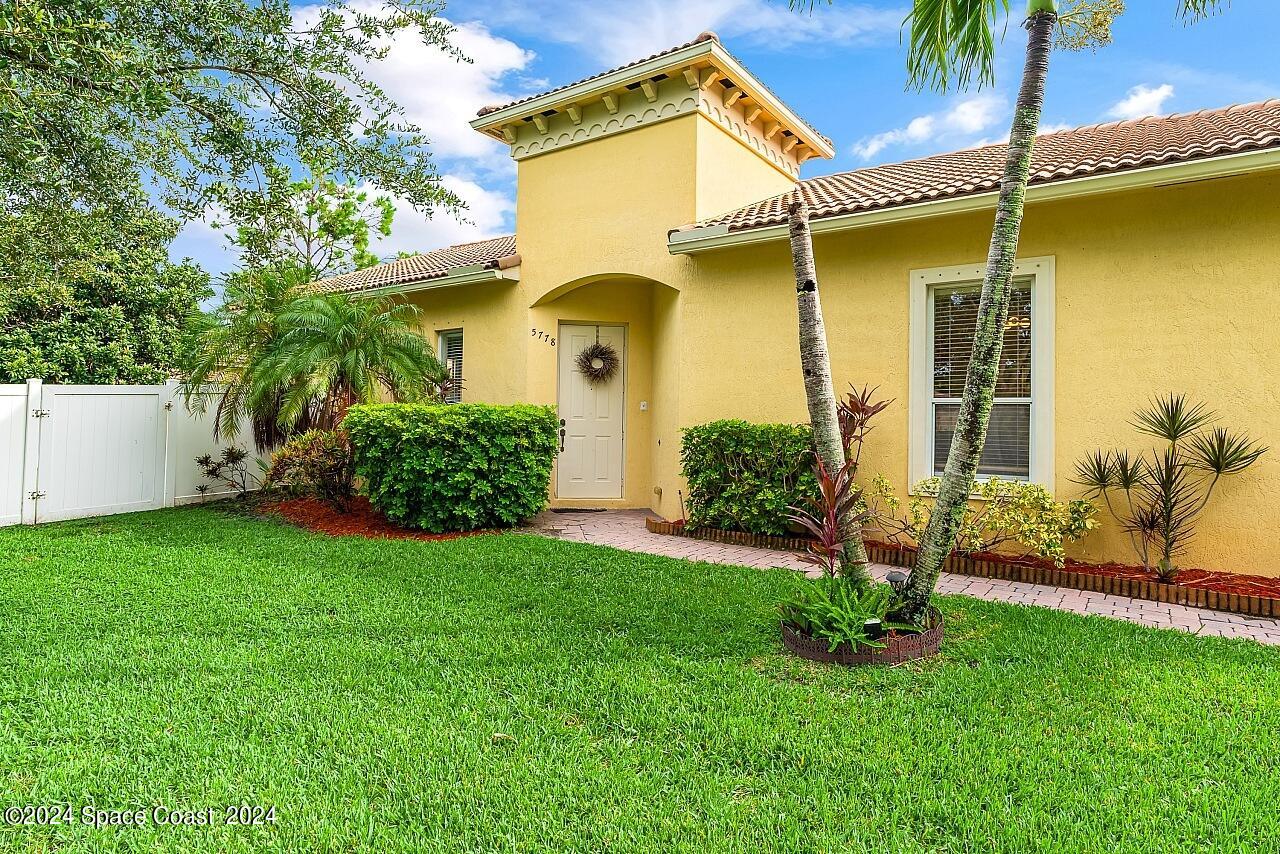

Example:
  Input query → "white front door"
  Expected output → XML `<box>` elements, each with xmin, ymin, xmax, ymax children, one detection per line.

<box><xmin>557</xmin><ymin>324</ymin><xmax>625</xmax><ymax>499</ymax></box>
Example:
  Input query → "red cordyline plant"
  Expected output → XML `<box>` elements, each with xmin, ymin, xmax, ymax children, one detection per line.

<box><xmin>787</xmin><ymin>457</ymin><xmax>867</xmax><ymax>580</ymax></box>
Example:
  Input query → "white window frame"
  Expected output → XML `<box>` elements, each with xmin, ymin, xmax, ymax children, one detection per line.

<box><xmin>437</xmin><ymin>328</ymin><xmax>464</xmax><ymax>404</ymax></box>
<box><xmin>908</xmin><ymin>256</ymin><xmax>1055</xmax><ymax>492</ymax></box>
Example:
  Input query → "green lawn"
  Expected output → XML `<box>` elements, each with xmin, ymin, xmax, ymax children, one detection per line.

<box><xmin>0</xmin><ymin>508</ymin><xmax>1277</xmax><ymax>852</ymax></box>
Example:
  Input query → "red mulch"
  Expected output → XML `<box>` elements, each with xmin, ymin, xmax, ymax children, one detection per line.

<box><xmin>263</xmin><ymin>496</ymin><xmax>485</xmax><ymax>542</ymax></box>
<box><xmin>865</xmin><ymin>539</ymin><xmax>1280</xmax><ymax>600</ymax></box>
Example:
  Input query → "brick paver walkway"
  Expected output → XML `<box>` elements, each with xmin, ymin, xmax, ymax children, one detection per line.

<box><xmin>523</xmin><ymin>510</ymin><xmax>1280</xmax><ymax>645</ymax></box>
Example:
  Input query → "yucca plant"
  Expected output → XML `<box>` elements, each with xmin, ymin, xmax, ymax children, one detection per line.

<box><xmin>1074</xmin><ymin>394</ymin><xmax>1267</xmax><ymax>579</ymax></box>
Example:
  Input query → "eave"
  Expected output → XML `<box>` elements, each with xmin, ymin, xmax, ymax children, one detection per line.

<box><xmin>668</xmin><ymin>147</ymin><xmax>1280</xmax><ymax>255</ymax></box>
<box><xmin>348</xmin><ymin>262</ymin><xmax>520</xmax><ymax>299</ymax></box>
<box><xmin>469</xmin><ymin>38</ymin><xmax>834</xmax><ymax>162</ymax></box>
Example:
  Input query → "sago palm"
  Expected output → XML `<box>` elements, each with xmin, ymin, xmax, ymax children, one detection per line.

<box><xmin>258</xmin><ymin>294</ymin><xmax>447</xmax><ymax>432</ymax></box>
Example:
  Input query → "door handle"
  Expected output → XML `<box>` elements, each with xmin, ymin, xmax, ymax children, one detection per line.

<box><xmin>559</xmin><ymin>419</ymin><xmax>566</xmax><ymax>452</ymax></box>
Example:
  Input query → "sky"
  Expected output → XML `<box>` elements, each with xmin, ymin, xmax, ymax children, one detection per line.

<box><xmin>170</xmin><ymin>1</ymin><xmax>1278</xmax><ymax>279</ymax></box>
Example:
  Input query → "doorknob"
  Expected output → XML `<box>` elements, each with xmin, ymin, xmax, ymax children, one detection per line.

<box><xmin>559</xmin><ymin>419</ymin><xmax>566</xmax><ymax>452</ymax></box>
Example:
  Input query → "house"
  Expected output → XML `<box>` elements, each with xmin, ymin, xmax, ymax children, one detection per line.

<box><xmin>315</xmin><ymin>32</ymin><xmax>1280</xmax><ymax>575</ymax></box>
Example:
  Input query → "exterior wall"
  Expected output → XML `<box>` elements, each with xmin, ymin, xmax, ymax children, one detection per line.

<box><xmin>679</xmin><ymin>170</ymin><xmax>1280</xmax><ymax>575</ymax></box>
<box><xmin>401</xmin><ymin>279</ymin><xmax>528</xmax><ymax>405</ymax></box>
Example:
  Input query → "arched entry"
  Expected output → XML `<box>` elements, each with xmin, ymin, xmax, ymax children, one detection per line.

<box><xmin>529</xmin><ymin>274</ymin><xmax>679</xmax><ymax>507</ymax></box>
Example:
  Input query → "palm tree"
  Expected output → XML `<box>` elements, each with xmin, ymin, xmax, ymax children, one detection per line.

<box><xmin>182</xmin><ymin>264</ymin><xmax>313</xmax><ymax>452</ymax></box>
<box><xmin>259</xmin><ymin>293</ymin><xmax>448</xmax><ymax>432</ymax></box>
<box><xmin>788</xmin><ymin>199</ymin><xmax>872</xmax><ymax>588</ymax></box>
<box><xmin>792</xmin><ymin>0</ymin><xmax>1228</xmax><ymax>622</ymax></box>
<box><xmin>886</xmin><ymin>0</ymin><xmax>1230</xmax><ymax>623</ymax></box>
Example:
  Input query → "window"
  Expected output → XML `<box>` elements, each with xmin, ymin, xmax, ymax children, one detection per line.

<box><xmin>910</xmin><ymin>258</ymin><xmax>1054</xmax><ymax>489</ymax></box>
<box><xmin>438</xmin><ymin>330</ymin><xmax>463</xmax><ymax>404</ymax></box>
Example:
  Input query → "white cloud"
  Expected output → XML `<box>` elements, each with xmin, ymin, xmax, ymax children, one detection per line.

<box><xmin>366</xmin><ymin>175</ymin><xmax>514</xmax><ymax>259</ymax></box>
<box><xmin>289</xmin><ymin>3</ymin><xmax>538</xmax><ymax>179</ymax></box>
<box><xmin>473</xmin><ymin>0</ymin><xmax>903</xmax><ymax>66</ymax></box>
<box><xmin>1107</xmin><ymin>84</ymin><xmax>1175</xmax><ymax>121</ymax></box>
<box><xmin>852</xmin><ymin>94</ymin><xmax>1007</xmax><ymax>160</ymax></box>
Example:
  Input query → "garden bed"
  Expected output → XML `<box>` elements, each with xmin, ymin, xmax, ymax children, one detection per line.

<box><xmin>781</xmin><ymin>608</ymin><xmax>943</xmax><ymax>666</ymax></box>
<box><xmin>263</xmin><ymin>496</ymin><xmax>484</xmax><ymax>541</ymax></box>
<box><xmin>646</xmin><ymin>517</ymin><xmax>1280</xmax><ymax>618</ymax></box>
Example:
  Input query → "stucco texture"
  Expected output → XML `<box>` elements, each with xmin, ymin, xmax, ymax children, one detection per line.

<box><xmin>395</xmin><ymin>108</ymin><xmax>1280</xmax><ymax>576</ymax></box>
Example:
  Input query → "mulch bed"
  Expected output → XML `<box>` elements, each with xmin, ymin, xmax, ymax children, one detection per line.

<box><xmin>865</xmin><ymin>540</ymin><xmax>1280</xmax><ymax>600</ymax></box>
<box><xmin>262</xmin><ymin>496</ymin><xmax>484</xmax><ymax>542</ymax></box>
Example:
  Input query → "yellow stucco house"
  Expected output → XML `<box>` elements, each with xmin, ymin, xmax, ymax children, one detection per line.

<box><xmin>316</xmin><ymin>33</ymin><xmax>1280</xmax><ymax>575</ymax></box>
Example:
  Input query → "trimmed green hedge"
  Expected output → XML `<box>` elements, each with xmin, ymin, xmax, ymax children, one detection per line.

<box><xmin>680</xmin><ymin>420</ymin><xmax>817</xmax><ymax>536</ymax></box>
<box><xmin>345</xmin><ymin>403</ymin><xmax>558</xmax><ymax>532</ymax></box>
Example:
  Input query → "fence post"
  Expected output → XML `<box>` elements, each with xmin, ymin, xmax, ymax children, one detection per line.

<box><xmin>162</xmin><ymin>379</ymin><xmax>180</xmax><ymax>508</ymax></box>
<box><xmin>19</xmin><ymin>379</ymin><xmax>42</xmax><ymax>524</ymax></box>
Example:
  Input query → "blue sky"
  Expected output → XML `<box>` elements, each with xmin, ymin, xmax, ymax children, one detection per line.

<box><xmin>172</xmin><ymin>1</ymin><xmax>1277</xmax><ymax>278</ymax></box>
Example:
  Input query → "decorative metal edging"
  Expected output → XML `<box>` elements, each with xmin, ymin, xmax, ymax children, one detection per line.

<box><xmin>644</xmin><ymin>517</ymin><xmax>1279</xmax><ymax>619</ymax></box>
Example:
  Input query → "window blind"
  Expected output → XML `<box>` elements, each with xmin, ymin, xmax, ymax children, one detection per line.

<box><xmin>931</xmin><ymin>282</ymin><xmax>1032</xmax><ymax>479</ymax></box>
<box><xmin>441</xmin><ymin>331</ymin><xmax>463</xmax><ymax>404</ymax></box>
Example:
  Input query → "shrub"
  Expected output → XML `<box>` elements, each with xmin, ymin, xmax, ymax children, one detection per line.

<box><xmin>265</xmin><ymin>429</ymin><xmax>355</xmax><ymax>511</ymax></box>
<box><xmin>780</xmin><ymin>579</ymin><xmax>910</xmax><ymax>652</ymax></box>
<box><xmin>345</xmin><ymin>403</ymin><xmax>558</xmax><ymax>532</ymax></box>
<box><xmin>1074</xmin><ymin>394</ymin><xmax>1267</xmax><ymax>579</ymax></box>
<box><xmin>865</xmin><ymin>476</ymin><xmax>1097</xmax><ymax>568</ymax></box>
<box><xmin>680</xmin><ymin>420</ymin><xmax>817</xmax><ymax>536</ymax></box>
<box><xmin>196</xmin><ymin>446</ymin><xmax>260</xmax><ymax>497</ymax></box>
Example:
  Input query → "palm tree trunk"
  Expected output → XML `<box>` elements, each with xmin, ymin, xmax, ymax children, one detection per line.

<box><xmin>788</xmin><ymin>199</ymin><xmax>872</xmax><ymax>588</ymax></box>
<box><xmin>896</xmin><ymin>8</ymin><xmax>1057</xmax><ymax>624</ymax></box>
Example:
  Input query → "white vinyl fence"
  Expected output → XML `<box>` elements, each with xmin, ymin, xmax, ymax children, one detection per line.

<box><xmin>0</xmin><ymin>380</ymin><xmax>262</xmax><ymax>526</ymax></box>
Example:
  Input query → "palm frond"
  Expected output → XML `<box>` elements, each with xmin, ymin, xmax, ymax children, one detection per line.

<box><xmin>1073</xmin><ymin>449</ymin><xmax>1116</xmax><ymax>494</ymax></box>
<box><xmin>1178</xmin><ymin>0</ymin><xmax>1229</xmax><ymax>21</ymax></box>
<box><xmin>904</xmin><ymin>0</ymin><xmax>1011</xmax><ymax>92</ymax></box>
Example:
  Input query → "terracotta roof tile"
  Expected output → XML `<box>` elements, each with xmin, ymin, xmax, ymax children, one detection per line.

<box><xmin>694</xmin><ymin>99</ymin><xmax>1280</xmax><ymax>234</ymax></box>
<box><xmin>475</xmin><ymin>32</ymin><xmax>830</xmax><ymax>147</ymax></box>
<box><xmin>312</xmin><ymin>235</ymin><xmax>517</xmax><ymax>294</ymax></box>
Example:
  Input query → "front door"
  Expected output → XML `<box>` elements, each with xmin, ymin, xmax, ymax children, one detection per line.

<box><xmin>557</xmin><ymin>324</ymin><xmax>625</xmax><ymax>499</ymax></box>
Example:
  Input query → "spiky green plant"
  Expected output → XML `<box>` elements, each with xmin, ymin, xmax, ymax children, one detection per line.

<box><xmin>1074</xmin><ymin>395</ymin><xmax>1266</xmax><ymax>578</ymax></box>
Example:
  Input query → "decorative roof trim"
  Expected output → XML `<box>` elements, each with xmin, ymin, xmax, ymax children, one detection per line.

<box><xmin>469</xmin><ymin>36</ymin><xmax>833</xmax><ymax>161</ymax></box>
<box><xmin>348</xmin><ymin>263</ymin><xmax>521</xmax><ymax>299</ymax></box>
<box><xmin>668</xmin><ymin>146</ymin><xmax>1280</xmax><ymax>255</ymax></box>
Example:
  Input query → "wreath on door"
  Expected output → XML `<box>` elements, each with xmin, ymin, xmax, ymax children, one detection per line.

<box><xmin>574</xmin><ymin>341</ymin><xmax>620</xmax><ymax>386</ymax></box>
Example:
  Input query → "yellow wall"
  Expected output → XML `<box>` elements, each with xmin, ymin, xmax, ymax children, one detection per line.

<box><xmin>397</xmin><ymin>102</ymin><xmax>1280</xmax><ymax>576</ymax></box>
<box><xmin>680</xmin><ymin>170</ymin><xmax>1280</xmax><ymax>575</ymax></box>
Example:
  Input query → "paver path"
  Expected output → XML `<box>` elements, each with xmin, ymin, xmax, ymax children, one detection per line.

<box><xmin>523</xmin><ymin>509</ymin><xmax>1280</xmax><ymax>646</ymax></box>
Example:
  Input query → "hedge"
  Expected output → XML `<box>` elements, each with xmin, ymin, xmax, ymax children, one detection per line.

<box><xmin>345</xmin><ymin>403</ymin><xmax>558</xmax><ymax>533</ymax></box>
<box><xmin>680</xmin><ymin>420</ymin><xmax>817</xmax><ymax>536</ymax></box>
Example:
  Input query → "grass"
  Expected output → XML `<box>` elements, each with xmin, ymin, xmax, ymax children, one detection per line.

<box><xmin>0</xmin><ymin>507</ymin><xmax>1278</xmax><ymax>852</ymax></box>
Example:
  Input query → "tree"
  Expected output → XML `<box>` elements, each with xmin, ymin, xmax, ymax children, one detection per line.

<box><xmin>887</xmin><ymin>0</ymin><xmax>1229</xmax><ymax>624</ymax></box>
<box><xmin>788</xmin><ymin>200</ymin><xmax>873</xmax><ymax>588</ymax></box>
<box><xmin>260</xmin><ymin>294</ymin><xmax>449</xmax><ymax>432</ymax></box>
<box><xmin>791</xmin><ymin>0</ymin><xmax>1228</xmax><ymax>622</ymax></box>
<box><xmin>0</xmin><ymin>0</ymin><xmax>461</xmax><ymax>225</ymax></box>
<box><xmin>228</xmin><ymin>161</ymin><xmax>395</xmax><ymax>281</ymax></box>
<box><xmin>182</xmin><ymin>265</ymin><xmax>312</xmax><ymax>452</ymax></box>
<box><xmin>0</xmin><ymin>198</ymin><xmax>210</xmax><ymax>384</ymax></box>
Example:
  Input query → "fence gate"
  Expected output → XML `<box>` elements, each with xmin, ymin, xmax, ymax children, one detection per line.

<box><xmin>0</xmin><ymin>380</ymin><xmax>258</xmax><ymax>527</ymax></box>
<box><xmin>32</xmin><ymin>384</ymin><xmax>170</xmax><ymax>523</ymax></box>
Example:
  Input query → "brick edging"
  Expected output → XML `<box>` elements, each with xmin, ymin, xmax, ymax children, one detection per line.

<box><xmin>644</xmin><ymin>517</ymin><xmax>1279</xmax><ymax>619</ymax></box>
<box><xmin>645</xmin><ymin>517</ymin><xmax>813</xmax><ymax>552</ymax></box>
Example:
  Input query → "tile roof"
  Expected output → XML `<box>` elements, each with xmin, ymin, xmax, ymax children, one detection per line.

<box><xmin>474</xmin><ymin>32</ymin><xmax>830</xmax><ymax>147</ymax></box>
<box><xmin>477</xmin><ymin>33</ymin><xmax>719</xmax><ymax>118</ymax></box>
<box><xmin>691</xmin><ymin>99</ymin><xmax>1280</xmax><ymax>234</ymax></box>
<box><xmin>311</xmin><ymin>235</ymin><xmax>518</xmax><ymax>295</ymax></box>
